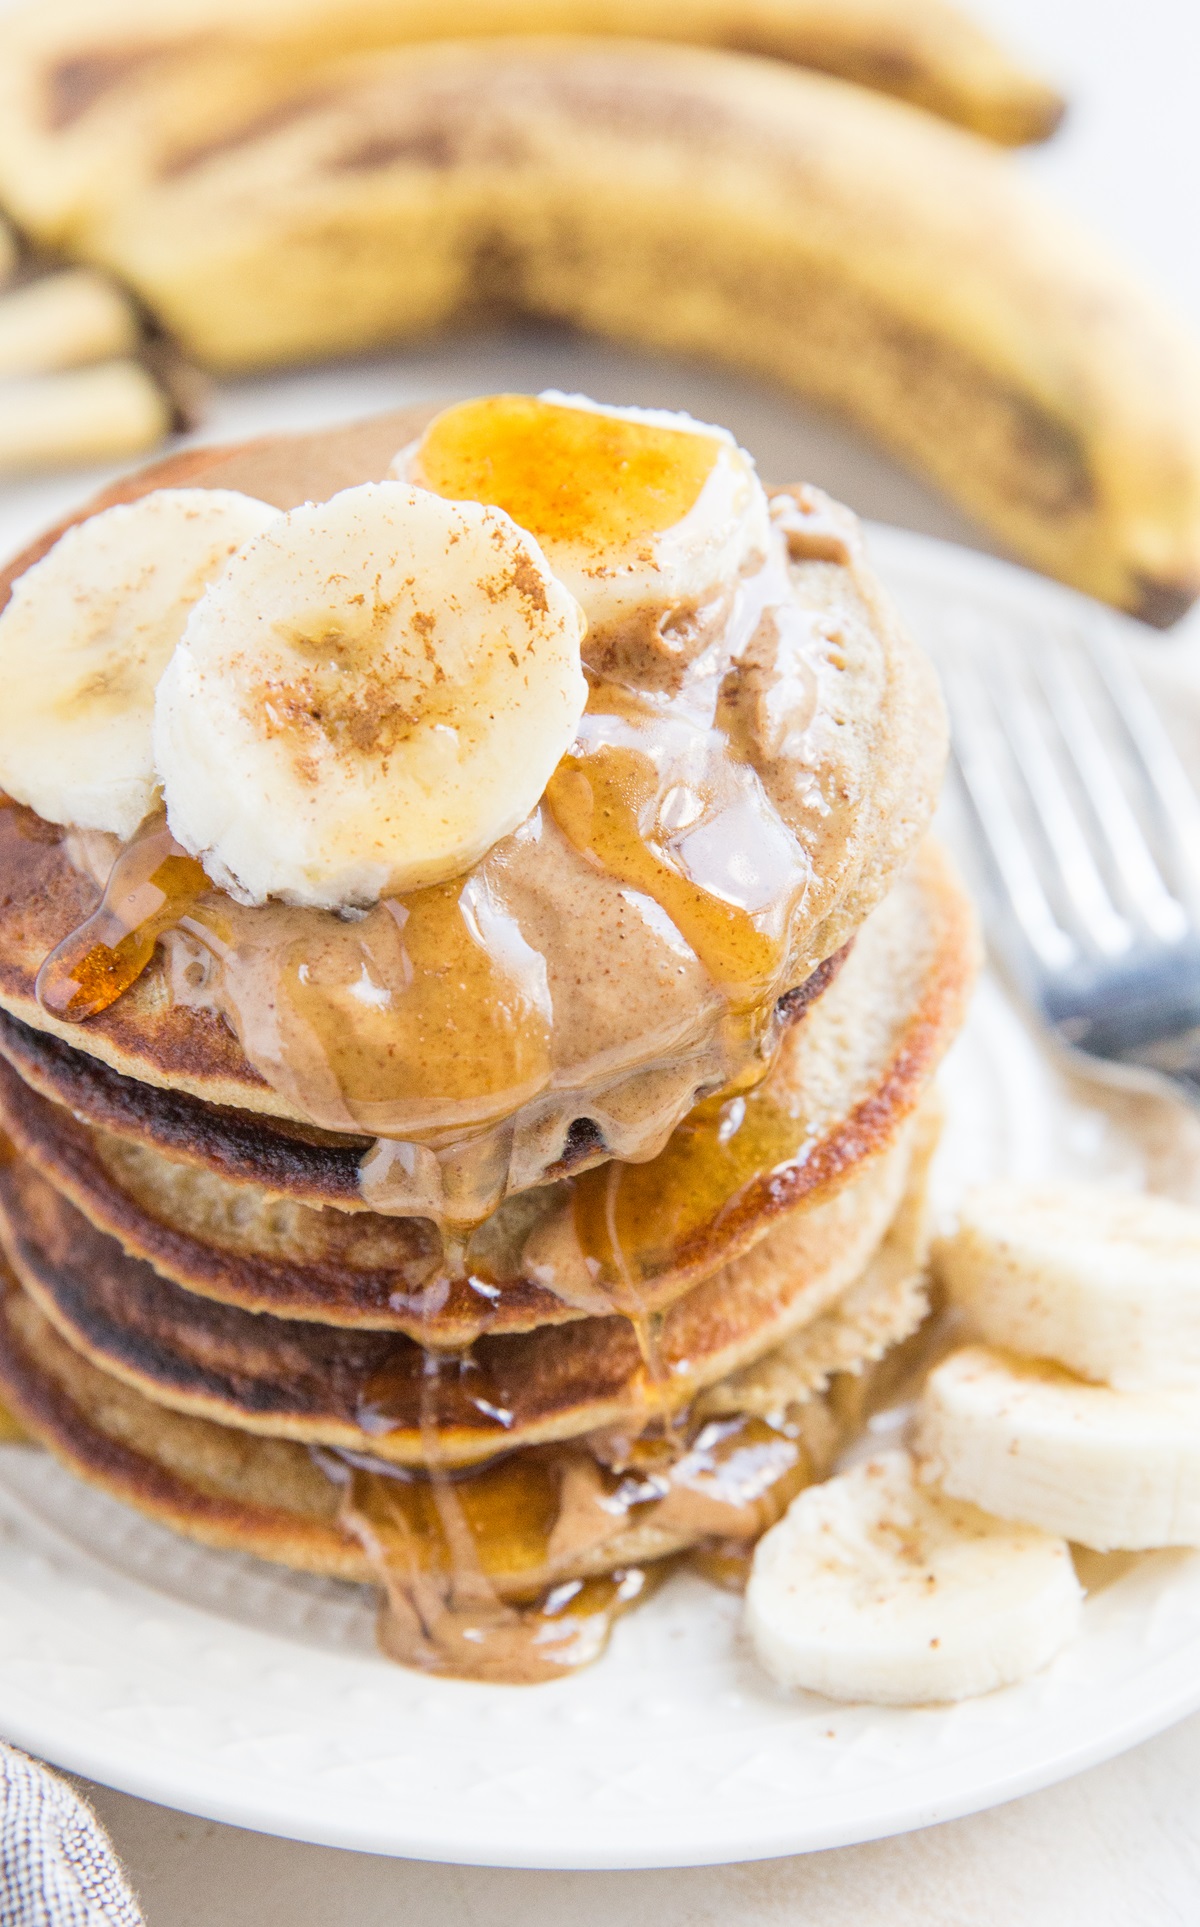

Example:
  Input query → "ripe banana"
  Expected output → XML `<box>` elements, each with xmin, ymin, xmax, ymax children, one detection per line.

<box><xmin>745</xmin><ymin>1448</ymin><xmax>1081</xmax><ymax>1704</ymax></box>
<box><xmin>0</xmin><ymin>488</ymin><xmax>279</xmax><ymax>837</ymax></box>
<box><xmin>59</xmin><ymin>40</ymin><xmax>1200</xmax><ymax>625</ymax></box>
<box><xmin>0</xmin><ymin>0</ymin><xmax>1063</xmax><ymax>253</ymax></box>
<box><xmin>937</xmin><ymin>1183</ymin><xmax>1200</xmax><ymax>1392</ymax></box>
<box><xmin>916</xmin><ymin>1346</ymin><xmax>1200</xmax><ymax>1552</ymax></box>
<box><xmin>154</xmin><ymin>480</ymin><xmax>588</xmax><ymax>906</ymax></box>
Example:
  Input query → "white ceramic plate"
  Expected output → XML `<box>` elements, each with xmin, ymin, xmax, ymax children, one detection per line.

<box><xmin>2</xmin><ymin>523</ymin><xmax>1200</xmax><ymax>1870</ymax></box>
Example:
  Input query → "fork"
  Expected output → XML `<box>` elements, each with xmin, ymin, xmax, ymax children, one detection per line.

<box><xmin>940</xmin><ymin>612</ymin><xmax>1200</xmax><ymax>1103</ymax></box>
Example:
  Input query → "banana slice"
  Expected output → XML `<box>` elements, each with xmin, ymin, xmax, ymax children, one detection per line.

<box><xmin>745</xmin><ymin>1448</ymin><xmax>1080</xmax><ymax>1704</ymax></box>
<box><xmin>0</xmin><ymin>487</ymin><xmax>278</xmax><ymax>839</ymax></box>
<box><xmin>937</xmin><ymin>1182</ymin><xmax>1200</xmax><ymax>1390</ymax></box>
<box><xmin>402</xmin><ymin>392</ymin><xmax>771</xmax><ymax>646</ymax></box>
<box><xmin>916</xmin><ymin>1346</ymin><xmax>1200</xmax><ymax>1551</ymax></box>
<box><xmin>153</xmin><ymin>480</ymin><xmax>588</xmax><ymax>908</ymax></box>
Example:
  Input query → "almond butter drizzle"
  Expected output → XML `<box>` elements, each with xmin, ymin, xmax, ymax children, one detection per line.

<box><xmin>1</xmin><ymin>416</ymin><xmax>926</xmax><ymax>1686</ymax></box>
<box><xmin>322</xmin><ymin>1387</ymin><xmax>812</xmax><ymax>1682</ymax></box>
<box><xmin>23</xmin><ymin>424</ymin><xmax>851</xmax><ymax>1234</ymax></box>
<box><xmin>177</xmin><ymin>871</ymin><xmax>555</xmax><ymax>1139</ymax></box>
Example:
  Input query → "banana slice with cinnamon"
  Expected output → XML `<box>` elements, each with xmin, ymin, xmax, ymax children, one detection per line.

<box><xmin>0</xmin><ymin>487</ymin><xmax>278</xmax><ymax>837</ymax></box>
<box><xmin>153</xmin><ymin>480</ymin><xmax>588</xmax><ymax>907</ymax></box>
<box><xmin>746</xmin><ymin>1448</ymin><xmax>1081</xmax><ymax>1704</ymax></box>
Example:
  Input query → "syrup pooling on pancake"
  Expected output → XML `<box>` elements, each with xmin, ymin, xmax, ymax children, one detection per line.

<box><xmin>403</xmin><ymin>392</ymin><xmax>772</xmax><ymax>658</ymax></box>
<box><xmin>408</xmin><ymin>396</ymin><xmax>811</xmax><ymax>1012</ymax></box>
<box><xmin>572</xmin><ymin>1083</ymin><xmax>819</xmax><ymax>1293</ymax></box>
<box><xmin>405</xmin><ymin>395</ymin><xmax>811</xmax><ymax>1020</ymax></box>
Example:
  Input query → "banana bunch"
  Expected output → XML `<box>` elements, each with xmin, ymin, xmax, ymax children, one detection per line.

<box><xmin>2</xmin><ymin>10</ymin><xmax>1197</xmax><ymax>622</ymax></box>
<box><xmin>0</xmin><ymin>0</ymin><xmax>1062</xmax><ymax>254</ymax></box>
<box><xmin>21</xmin><ymin>37</ymin><xmax>1196</xmax><ymax>625</ymax></box>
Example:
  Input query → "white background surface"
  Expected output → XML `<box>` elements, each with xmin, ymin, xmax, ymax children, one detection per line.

<box><xmin>5</xmin><ymin>0</ymin><xmax>1200</xmax><ymax>1914</ymax></box>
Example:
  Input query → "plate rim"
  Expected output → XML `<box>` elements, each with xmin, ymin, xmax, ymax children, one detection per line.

<box><xmin>3</xmin><ymin>1539</ymin><xmax>1200</xmax><ymax>1868</ymax></box>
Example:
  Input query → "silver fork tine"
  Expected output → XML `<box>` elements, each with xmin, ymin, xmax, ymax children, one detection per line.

<box><xmin>943</xmin><ymin>662</ymin><xmax>1076</xmax><ymax>973</ymax></box>
<box><xmin>1088</xmin><ymin>622</ymin><xmax>1200</xmax><ymax>905</ymax></box>
<box><xmin>984</xmin><ymin>652</ymin><xmax>1131</xmax><ymax>957</ymax></box>
<box><xmin>1035</xmin><ymin>638</ymin><xmax>1189</xmax><ymax>943</ymax></box>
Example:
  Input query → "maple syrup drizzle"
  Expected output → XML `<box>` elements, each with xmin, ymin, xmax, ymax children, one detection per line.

<box><xmin>570</xmin><ymin>1080</ymin><xmax>812</xmax><ymax>1293</ymax></box>
<box><xmin>411</xmin><ymin>393</ymin><xmax>723</xmax><ymax>559</ymax></box>
<box><xmin>594</xmin><ymin>1155</ymin><xmax>674</xmax><ymax>1393</ymax></box>
<box><xmin>35</xmin><ymin>811</ymin><xmax>208</xmax><ymax>1022</ymax></box>
<box><xmin>35</xmin><ymin>684</ymin><xmax>813</xmax><ymax>1212</ymax></box>
<box><xmin>39</xmin><ymin>804</ymin><xmax>554</xmax><ymax>1145</ymax></box>
<box><xmin>548</xmin><ymin>755</ymin><xmax>780</xmax><ymax>1009</ymax></box>
<box><xmin>335</xmin><ymin>1350</ymin><xmax>655</xmax><ymax>1683</ymax></box>
<box><xmin>325</xmin><ymin>1401</ymin><xmax>808</xmax><ymax>1681</ymax></box>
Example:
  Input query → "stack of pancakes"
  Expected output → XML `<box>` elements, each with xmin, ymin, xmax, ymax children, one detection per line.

<box><xmin>0</xmin><ymin>410</ymin><xmax>976</xmax><ymax>1679</ymax></box>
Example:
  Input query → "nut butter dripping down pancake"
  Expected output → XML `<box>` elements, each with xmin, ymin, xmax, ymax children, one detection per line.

<box><xmin>0</xmin><ymin>1124</ymin><xmax>935</xmax><ymax>1680</ymax></box>
<box><xmin>0</xmin><ymin>943</ymin><xmax>856</xmax><ymax>1341</ymax></box>
<box><xmin>33</xmin><ymin>560</ymin><xmax>816</xmax><ymax>1228</ymax></box>
<box><xmin>0</xmin><ymin>847</ymin><xmax>974</xmax><ymax>1339</ymax></box>
<box><xmin>0</xmin><ymin>1101</ymin><xmax>936</xmax><ymax>1681</ymax></box>
<box><xmin>0</xmin><ymin>1271</ymin><xmax>837</xmax><ymax>1682</ymax></box>
<box><xmin>0</xmin><ymin>405</ymin><xmax>954</xmax><ymax>1684</ymax></box>
<box><xmin>0</xmin><ymin>405</ymin><xmax>946</xmax><ymax>1225</ymax></box>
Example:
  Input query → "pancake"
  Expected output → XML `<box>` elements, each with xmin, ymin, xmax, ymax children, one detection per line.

<box><xmin>0</xmin><ymin>1004</ymin><xmax>372</xmax><ymax>1211</ymax></box>
<box><xmin>696</xmin><ymin>1096</ymin><xmax>940</xmax><ymax>1419</ymax></box>
<box><xmin>0</xmin><ymin>1098</ymin><xmax>933</xmax><ymax>1464</ymax></box>
<box><xmin>0</xmin><ymin>843</ymin><xmax>975</xmax><ymax>1340</ymax></box>
<box><xmin>0</xmin><ymin>1285</ymin><xmax>811</xmax><ymax>1597</ymax></box>
<box><xmin>0</xmin><ymin>1277</ymin><xmax>369</xmax><ymax>1583</ymax></box>
<box><xmin>0</xmin><ymin>1172</ymin><xmax>931</xmax><ymax>1596</ymax></box>
<box><xmin>0</xmin><ymin>410</ymin><xmax>945</xmax><ymax>1224</ymax></box>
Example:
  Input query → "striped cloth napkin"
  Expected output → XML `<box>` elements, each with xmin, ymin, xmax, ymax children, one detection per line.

<box><xmin>0</xmin><ymin>1744</ymin><xmax>143</xmax><ymax>1925</ymax></box>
